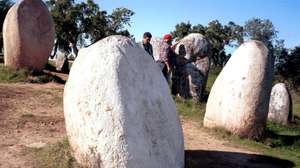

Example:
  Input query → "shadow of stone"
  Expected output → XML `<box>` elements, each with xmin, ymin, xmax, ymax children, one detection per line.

<box><xmin>185</xmin><ymin>150</ymin><xmax>295</xmax><ymax>168</ymax></box>
<box><xmin>264</xmin><ymin>129</ymin><xmax>300</xmax><ymax>147</ymax></box>
<box><xmin>30</xmin><ymin>70</ymin><xmax>66</xmax><ymax>84</ymax></box>
<box><xmin>0</xmin><ymin>54</ymin><xmax>3</xmax><ymax>63</ymax></box>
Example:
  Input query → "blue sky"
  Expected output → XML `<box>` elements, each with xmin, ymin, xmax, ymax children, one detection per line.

<box><xmin>95</xmin><ymin>0</ymin><xmax>300</xmax><ymax>49</ymax></box>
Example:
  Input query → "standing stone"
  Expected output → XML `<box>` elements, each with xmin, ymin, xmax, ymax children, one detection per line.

<box><xmin>268</xmin><ymin>83</ymin><xmax>293</xmax><ymax>125</ymax></box>
<box><xmin>55</xmin><ymin>53</ymin><xmax>69</xmax><ymax>72</ymax></box>
<box><xmin>3</xmin><ymin>0</ymin><xmax>55</xmax><ymax>71</ymax></box>
<box><xmin>64</xmin><ymin>35</ymin><xmax>184</xmax><ymax>168</ymax></box>
<box><xmin>204</xmin><ymin>40</ymin><xmax>274</xmax><ymax>139</ymax></box>
<box><xmin>150</xmin><ymin>37</ymin><xmax>163</xmax><ymax>61</ymax></box>
<box><xmin>173</xmin><ymin>33</ymin><xmax>211</xmax><ymax>102</ymax></box>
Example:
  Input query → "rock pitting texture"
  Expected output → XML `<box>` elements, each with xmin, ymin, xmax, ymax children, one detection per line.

<box><xmin>3</xmin><ymin>0</ymin><xmax>55</xmax><ymax>71</ymax></box>
<box><xmin>268</xmin><ymin>83</ymin><xmax>293</xmax><ymax>125</ymax></box>
<box><xmin>204</xmin><ymin>40</ymin><xmax>274</xmax><ymax>139</ymax></box>
<box><xmin>64</xmin><ymin>35</ymin><xmax>184</xmax><ymax>168</ymax></box>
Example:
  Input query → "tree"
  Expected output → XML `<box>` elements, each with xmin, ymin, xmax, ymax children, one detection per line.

<box><xmin>46</xmin><ymin>0</ymin><xmax>134</xmax><ymax>57</ymax></box>
<box><xmin>0</xmin><ymin>0</ymin><xmax>13</xmax><ymax>52</ymax></box>
<box><xmin>171</xmin><ymin>20</ymin><xmax>244</xmax><ymax>67</ymax></box>
<box><xmin>191</xmin><ymin>24</ymin><xmax>206</xmax><ymax>35</ymax></box>
<box><xmin>277</xmin><ymin>46</ymin><xmax>300</xmax><ymax>88</ymax></box>
<box><xmin>171</xmin><ymin>22</ymin><xmax>192</xmax><ymax>39</ymax></box>
<box><xmin>108</xmin><ymin>7</ymin><xmax>135</xmax><ymax>37</ymax></box>
<box><xmin>200</xmin><ymin>20</ymin><xmax>243</xmax><ymax>67</ymax></box>
<box><xmin>244</xmin><ymin>18</ymin><xmax>278</xmax><ymax>48</ymax></box>
<box><xmin>273</xmin><ymin>39</ymin><xmax>288</xmax><ymax>71</ymax></box>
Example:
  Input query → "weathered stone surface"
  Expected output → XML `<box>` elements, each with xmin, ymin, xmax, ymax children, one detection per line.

<box><xmin>173</xmin><ymin>33</ymin><xmax>211</xmax><ymax>101</ymax></box>
<box><xmin>268</xmin><ymin>83</ymin><xmax>293</xmax><ymax>125</ymax></box>
<box><xmin>55</xmin><ymin>53</ymin><xmax>69</xmax><ymax>72</ymax></box>
<box><xmin>150</xmin><ymin>37</ymin><xmax>163</xmax><ymax>61</ymax></box>
<box><xmin>3</xmin><ymin>0</ymin><xmax>55</xmax><ymax>71</ymax></box>
<box><xmin>204</xmin><ymin>40</ymin><xmax>274</xmax><ymax>139</ymax></box>
<box><xmin>64</xmin><ymin>35</ymin><xmax>184</xmax><ymax>168</ymax></box>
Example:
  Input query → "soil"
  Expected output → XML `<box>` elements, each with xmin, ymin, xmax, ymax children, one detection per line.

<box><xmin>0</xmin><ymin>82</ymin><xmax>293</xmax><ymax>168</ymax></box>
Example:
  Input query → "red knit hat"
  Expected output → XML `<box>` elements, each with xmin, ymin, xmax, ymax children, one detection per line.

<box><xmin>163</xmin><ymin>34</ymin><xmax>172</xmax><ymax>40</ymax></box>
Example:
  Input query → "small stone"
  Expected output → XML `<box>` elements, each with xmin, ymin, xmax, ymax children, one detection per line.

<box><xmin>268</xmin><ymin>83</ymin><xmax>293</xmax><ymax>124</ymax></box>
<box><xmin>25</xmin><ymin>142</ymin><xmax>46</xmax><ymax>149</ymax></box>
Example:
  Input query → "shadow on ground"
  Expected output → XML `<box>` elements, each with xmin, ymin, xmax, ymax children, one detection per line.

<box><xmin>0</xmin><ymin>56</ymin><xmax>3</xmax><ymax>63</ymax></box>
<box><xmin>185</xmin><ymin>150</ymin><xmax>294</xmax><ymax>168</ymax></box>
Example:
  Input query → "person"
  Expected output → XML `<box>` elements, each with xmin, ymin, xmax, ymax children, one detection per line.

<box><xmin>140</xmin><ymin>32</ymin><xmax>154</xmax><ymax>59</ymax></box>
<box><xmin>158</xmin><ymin>34</ymin><xmax>176</xmax><ymax>82</ymax></box>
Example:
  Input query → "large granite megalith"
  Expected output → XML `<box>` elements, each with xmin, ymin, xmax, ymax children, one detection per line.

<box><xmin>150</xmin><ymin>37</ymin><xmax>163</xmax><ymax>61</ymax></box>
<box><xmin>204</xmin><ymin>40</ymin><xmax>274</xmax><ymax>139</ymax></box>
<box><xmin>3</xmin><ymin>0</ymin><xmax>55</xmax><ymax>71</ymax></box>
<box><xmin>64</xmin><ymin>35</ymin><xmax>184</xmax><ymax>168</ymax></box>
<box><xmin>173</xmin><ymin>33</ymin><xmax>211</xmax><ymax>102</ymax></box>
<box><xmin>268</xmin><ymin>83</ymin><xmax>293</xmax><ymax>125</ymax></box>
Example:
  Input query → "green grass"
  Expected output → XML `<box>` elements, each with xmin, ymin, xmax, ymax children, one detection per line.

<box><xmin>206</xmin><ymin>66</ymin><xmax>221</xmax><ymax>91</ymax></box>
<box><xmin>178</xmin><ymin>101</ymin><xmax>300</xmax><ymax>167</ymax></box>
<box><xmin>0</xmin><ymin>63</ymin><xmax>65</xmax><ymax>84</ymax></box>
<box><xmin>175</xmin><ymin>98</ymin><xmax>206</xmax><ymax>122</ymax></box>
<box><xmin>0</xmin><ymin>64</ymin><xmax>29</xmax><ymax>83</ymax></box>
<box><xmin>177</xmin><ymin>66</ymin><xmax>300</xmax><ymax>167</ymax></box>
<box><xmin>24</xmin><ymin>65</ymin><xmax>300</xmax><ymax>167</ymax></box>
<box><xmin>292</xmin><ymin>91</ymin><xmax>300</xmax><ymax>118</ymax></box>
<box><xmin>204</xmin><ymin>122</ymin><xmax>300</xmax><ymax>167</ymax></box>
<box><xmin>27</xmin><ymin>138</ymin><xmax>81</xmax><ymax>168</ymax></box>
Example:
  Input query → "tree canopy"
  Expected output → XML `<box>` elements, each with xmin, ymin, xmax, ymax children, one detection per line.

<box><xmin>171</xmin><ymin>20</ymin><xmax>243</xmax><ymax>67</ymax></box>
<box><xmin>171</xmin><ymin>18</ymin><xmax>300</xmax><ymax>88</ymax></box>
<box><xmin>46</xmin><ymin>0</ymin><xmax>134</xmax><ymax>56</ymax></box>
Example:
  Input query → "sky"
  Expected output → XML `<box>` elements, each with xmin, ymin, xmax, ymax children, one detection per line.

<box><xmin>94</xmin><ymin>0</ymin><xmax>300</xmax><ymax>49</ymax></box>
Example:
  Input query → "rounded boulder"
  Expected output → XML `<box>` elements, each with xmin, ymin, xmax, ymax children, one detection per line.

<box><xmin>268</xmin><ymin>83</ymin><xmax>293</xmax><ymax>125</ymax></box>
<box><xmin>3</xmin><ymin>0</ymin><xmax>55</xmax><ymax>71</ymax></box>
<box><xmin>173</xmin><ymin>33</ymin><xmax>211</xmax><ymax>102</ymax></box>
<box><xmin>204</xmin><ymin>40</ymin><xmax>273</xmax><ymax>139</ymax></box>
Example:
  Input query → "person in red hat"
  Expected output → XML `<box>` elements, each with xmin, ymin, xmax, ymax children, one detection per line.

<box><xmin>158</xmin><ymin>34</ymin><xmax>176</xmax><ymax>82</ymax></box>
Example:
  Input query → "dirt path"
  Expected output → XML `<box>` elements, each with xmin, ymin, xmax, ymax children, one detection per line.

<box><xmin>0</xmin><ymin>83</ymin><xmax>292</xmax><ymax>168</ymax></box>
<box><xmin>182</xmin><ymin>119</ymin><xmax>294</xmax><ymax>168</ymax></box>
<box><xmin>0</xmin><ymin>83</ymin><xmax>66</xmax><ymax>168</ymax></box>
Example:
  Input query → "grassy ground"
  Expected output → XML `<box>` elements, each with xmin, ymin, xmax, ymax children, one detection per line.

<box><xmin>26</xmin><ymin>138</ymin><xmax>81</xmax><ymax>168</ymax></box>
<box><xmin>10</xmin><ymin>65</ymin><xmax>300</xmax><ymax>167</ymax></box>
<box><xmin>0</xmin><ymin>63</ymin><xmax>65</xmax><ymax>84</ymax></box>
<box><xmin>175</xmin><ymin>67</ymin><xmax>300</xmax><ymax>167</ymax></box>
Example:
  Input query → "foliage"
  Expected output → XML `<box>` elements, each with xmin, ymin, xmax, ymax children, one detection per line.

<box><xmin>171</xmin><ymin>20</ymin><xmax>243</xmax><ymax>67</ymax></box>
<box><xmin>171</xmin><ymin>18</ymin><xmax>300</xmax><ymax>88</ymax></box>
<box><xmin>46</xmin><ymin>0</ymin><xmax>134</xmax><ymax>56</ymax></box>
<box><xmin>243</xmin><ymin>18</ymin><xmax>278</xmax><ymax>47</ymax></box>
<box><xmin>277</xmin><ymin>46</ymin><xmax>300</xmax><ymax>88</ymax></box>
<box><xmin>171</xmin><ymin>22</ymin><xmax>192</xmax><ymax>39</ymax></box>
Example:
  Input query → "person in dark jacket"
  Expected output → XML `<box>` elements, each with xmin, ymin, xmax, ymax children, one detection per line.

<box><xmin>140</xmin><ymin>32</ymin><xmax>154</xmax><ymax>59</ymax></box>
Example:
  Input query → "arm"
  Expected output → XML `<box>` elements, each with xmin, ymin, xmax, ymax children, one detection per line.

<box><xmin>160</xmin><ymin>45</ymin><xmax>171</xmax><ymax>71</ymax></box>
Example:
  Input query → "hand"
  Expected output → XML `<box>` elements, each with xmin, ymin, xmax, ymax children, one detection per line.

<box><xmin>167</xmin><ymin>65</ymin><xmax>172</xmax><ymax>73</ymax></box>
